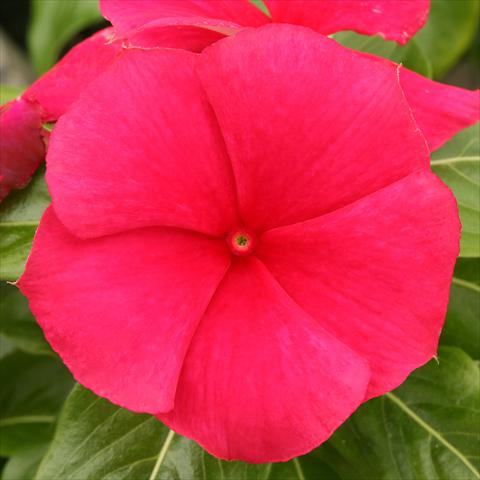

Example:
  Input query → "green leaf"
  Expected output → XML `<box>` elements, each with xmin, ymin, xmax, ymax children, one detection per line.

<box><xmin>36</xmin><ymin>385</ymin><xmax>262</xmax><ymax>480</ymax></box>
<box><xmin>35</xmin><ymin>349</ymin><xmax>480</xmax><ymax>479</ymax></box>
<box><xmin>400</xmin><ymin>38</ymin><xmax>433</xmax><ymax>78</ymax></box>
<box><xmin>332</xmin><ymin>32</ymin><xmax>432</xmax><ymax>77</ymax></box>
<box><xmin>314</xmin><ymin>347</ymin><xmax>480</xmax><ymax>479</ymax></box>
<box><xmin>249</xmin><ymin>0</ymin><xmax>270</xmax><ymax>17</ymax></box>
<box><xmin>413</xmin><ymin>0</ymin><xmax>480</xmax><ymax>78</ymax></box>
<box><xmin>28</xmin><ymin>0</ymin><xmax>103</xmax><ymax>74</ymax></box>
<box><xmin>0</xmin><ymin>351</ymin><xmax>73</xmax><ymax>456</ymax></box>
<box><xmin>1</xmin><ymin>445</ymin><xmax>48</xmax><ymax>480</ymax></box>
<box><xmin>431</xmin><ymin>124</ymin><xmax>480</xmax><ymax>257</ymax></box>
<box><xmin>0</xmin><ymin>169</ymin><xmax>50</xmax><ymax>281</ymax></box>
<box><xmin>36</xmin><ymin>385</ymin><xmax>335</xmax><ymax>480</ymax></box>
<box><xmin>0</xmin><ymin>337</ymin><xmax>16</xmax><ymax>360</ymax></box>
<box><xmin>441</xmin><ymin>258</ymin><xmax>480</xmax><ymax>358</ymax></box>
<box><xmin>0</xmin><ymin>85</ymin><xmax>25</xmax><ymax>105</ymax></box>
<box><xmin>0</xmin><ymin>283</ymin><xmax>51</xmax><ymax>356</ymax></box>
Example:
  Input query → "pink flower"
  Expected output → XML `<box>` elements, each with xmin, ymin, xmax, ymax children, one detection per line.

<box><xmin>100</xmin><ymin>0</ymin><xmax>479</xmax><ymax>152</ymax></box>
<box><xmin>19</xmin><ymin>25</ymin><xmax>460</xmax><ymax>462</ymax></box>
<box><xmin>100</xmin><ymin>0</ymin><xmax>430</xmax><ymax>44</ymax></box>
<box><xmin>1</xmin><ymin>0</ymin><xmax>478</xmax><ymax>199</ymax></box>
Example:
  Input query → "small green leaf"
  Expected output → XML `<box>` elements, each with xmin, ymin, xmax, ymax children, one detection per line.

<box><xmin>1</xmin><ymin>444</ymin><xmax>48</xmax><ymax>480</ymax></box>
<box><xmin>332</xmin><ymin>33</ymin><xmax>432</xmax><ymax>77</ymax></box>
<box><xmin>249</xmin><ymin>0</ymin><xmax>270</xmax><ymax>17</ymax></box>
<box><xmin>431</xmin><ymin>124</ymin><xmax>480</xmax><ymax>257</ymax></box>
<box><xmin>0</xmin><ymin>169</ymin><xmax>50</xmax><ymax>281</ymax></box>
<box><xmin>413</xmin><ymin>0</ymin><xmax>480</xmax><ymax>78</ymax></box>
<box><xmin>400</xmin><ymin>38</ymin><xmax>433</xmax><ymax>78</ymax></box>
<box><xmin>441</xmin><ymin>258</ymin><xmax>480</xmax><ymax>358</ymax></box>
<box><xmin>0</xmin><ymin>351</ymin><xmax>73</xmax><ymax>456</ymax></box>
<box><xmin>314</xmin><ymin>347</ymin><xmax>480</xmax><ymax>479</ymax></box>
<box><xmin>0</xmin><ymin>283</ymin><xmax>51</xmax><ymax>356</ymax></box>
<box><xmin>28</xmin><ymin>0</ymin><xmax>103</xmax><ymax>74</ymax></box>
<box><xmin>333</xmin><ymin>31</ymin><xmax>398</xmax><ymax>59</ymax></box>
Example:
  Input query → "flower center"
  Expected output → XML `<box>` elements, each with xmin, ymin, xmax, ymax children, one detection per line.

<box><xmin>227</xmin><ymin>229</ymin><xmax>256</xmax><ymax>256</ymax></box>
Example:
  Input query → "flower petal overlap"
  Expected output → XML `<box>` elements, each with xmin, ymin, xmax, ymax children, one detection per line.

<box><xmin>160</xmin><ymin>257</ymin><xmax>370</xmax><ymax>462</ymax></box>
<box><xmin>18</xmin><ymin>207</ymin><xmax>230</xmax><ymax>413</ymax></box>
<box><xmin>46</xmin><ymin>48</ymin><xmax>238</xmax><ymax>238</ymax></box>
<box><xmin>265</xmin><ymin>0</ymin><xmax>430</xmax><ymax>44</ymax></box>
<box><xmin>196</xmin><ymin>26</ymin><xmax>429</xmax><ymax>232</ymax></box>
<box><xmin>257</xmin><ymin>170</ymin><xmax>460</xmax><ymax>400</ymax></box>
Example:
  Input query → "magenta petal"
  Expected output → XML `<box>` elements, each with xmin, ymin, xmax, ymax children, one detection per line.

<box><xmin>24</xmin><ymin>28</ymin><xmax>121</xmax><ymax>121</ymax></box>
<box><xmin>46</xmin><ymin>48</ymin><xmax>238</xmax><ymax>238</ymax></box>
<box><xmin>196</xmin><ymin>25</ymin><xmax>428</xmax><ymax>232</ymax></box>
<box><xmin>0</xmin><ymin>98</ymin><xmax>45</xmax><ymax>200</ymax></box>
<box><xmin>265</xmin><ymin>0</ymin><xmax>429</xmax><ymax>44</ymax></box>
<box><xmin>257</xmin><ymin>171</ymin><xmax>460</xmax><ymax>400</ymax></box>
<box><xmin>159</xmin><ymin>257</ymin><xmax>369</xmax><ymax>463</ymax></box>
<box><xmin>127</xmin><ymin>24</ymin><xmax>226</xmax><ymax>51</ymax></box>
<box><xmin>399</xmin><ymin>67</ymin><xmax>480</xmax><ymax>151</ymax></box>
<box><xmin>18</xmin><ymin>208</ymin><xmax>230</xmax><ymax>412</ymax></box>
<box><xmin>100</xmin><ymin>0</ymin><xmax>269</xmax><ymax>36</ymax></box>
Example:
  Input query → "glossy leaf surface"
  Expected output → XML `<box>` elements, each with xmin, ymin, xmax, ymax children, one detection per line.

<box><xmin>0</xmin><ymin>351</ymin><xmax>73</xmax><ymax>456</ymax></box>
<box><xmin>314</xmin><ymin>347</ymin><xmax>480</xmax><ymax>479</ymax></box>
<box><xmin>432</xmin><ymin>124</ymin><xmax>479</xmax><ymax>257</ymax></box>
<box><xmin>0</xmin><ymin>169</ymin><xmax>50</xmax><ymax>281</ymax></box>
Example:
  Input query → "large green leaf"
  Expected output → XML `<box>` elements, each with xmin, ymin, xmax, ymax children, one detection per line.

<box><xmin>28</xmin><ymin>0</ymin><xmax>103</xmax><ymax>74</ymax></box>
<box><xmin>0</xmin><ymin>169</ymin><xmax>50</xmax><ymax>281</ymax></box>
<box><xmin>314</xmin><ymin>347</ymin><xmax>480</xmax><ymax>480</ymax></box>
<box><xmin>413</xmin><ymin>0</ymin><xmax>480</xmax><ymax>78</ymax></box>
<box><xmin>36</xmin><ymin>385</ymin><xmax>335</xmax><ymax>480</ymax></box>
<box><xmin>0</xmin><ymin>351</ymin><xmax>73</xmax><ymax>456</ymax></box>
<box><xmin>0</xmin><ymin>283</ymin><xmax>51</xmax><ymax>356</ymax></box>
<box><xmin>441</xmin><ymin>258</ymin><xmax>480</xmax><ymax>358</ymax></box>
<box><xmin>431</xmin><ymin>124</ymin><xmax>480</xmax><ymax>257</ymax></box>
<box><xmin>35</xmin><ymin>348</ymin><xmax>478</xmax><ymax>480</ymax></box>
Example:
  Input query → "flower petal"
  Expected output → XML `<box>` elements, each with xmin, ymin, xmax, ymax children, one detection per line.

<box><xmin>399</xmin><ymin>67</ymin><xmax>480</xmax><ymax>151</ymax></box>
<box><xmin>127</xmin><ymin>24</ymin><xmax>226</xmax><ymax>51</ymax></box>
<box><xmin>159</xmin><ymin>257</ymin><xmax>370</xmax><ymax>463</ymax></box>
<box><xmin>257</xmin><ymin>171</ymin><xmax>460</xmax><ymax>400</ymax></box>
<box><xmin>265</xmin><ymin>0</ymin><xmax>429</xmax><ymax>44</ymax></box>
<box><xmin>353</xmin><ymin>51</ymin><xmax>479</xmax><ymax>152</ymax></box>
<box><xmin>1</xmin><ymin>24</ymin><xmax>226</xmax><ymax>201</ymax></box>
<box><xmin>17</xmin><ymin>207</ymin><xmax>230</xmax><ymax>413</ymax></box>
<box><xmin>100</xmin><ymin>0</ymin><xmax>269</xmax><ymax>36</ymax></box>
<box><xmin>24</xmin><ymin>28</ymin><xmax>121</xmax><ymax>121</ymax></box>
<box><xmin>0</xmin><ymin>98</ymin><xmax>45</xmax><ymax>200</ymax></box>
<box><xmin>196</xmin><ymin>25</ymin><xmax>428</xmax><ymax>233</ymax></box>
<box><xmin>47</xmin><ymin>47</ymin><xmax>238</xmax><ymax>238</ymax></box>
